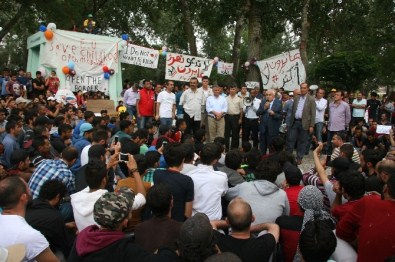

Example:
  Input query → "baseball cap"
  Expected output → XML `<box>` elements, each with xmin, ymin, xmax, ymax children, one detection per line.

<box><xmin>79</xmin><ymin>123</ymin><xmax>94</xmax><ymax>136</ymax></box>
<box><xmin>15</xmin><ymin>97</ymin><xmax>30</xmax><ymax>105</ymax></box>
<box><xmin>0</xmin><ymin>244</ymin><xmax>26</xmax><ymax>262</ymax></box>
<box><xmin>47</xmin><ymin>97</ymin><xmax>56</xmax><ymax>101</ymax></box>
<box><xmin>289</xmin><ymin>92</ymin><xmax>294</xmax><ymax>96</ymax></box>
<box><xmin>93</xmin><ymin>187</ymin><xmax>135</xmax><ymax>230</ymax></box>
<box><xmin>179</xmin><ymin>213</ymin><xmax>214</xmax><ymax>249</ymax></box>
<box><xmin>283</xmin><ymin>161</ymin><xmax>302</xmax><ymax>185</ymax></box>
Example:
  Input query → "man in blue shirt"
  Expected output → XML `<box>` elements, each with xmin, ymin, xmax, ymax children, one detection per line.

<box><xmin>2</xmin><ymin>121</ymin><xmax>22</xmax><ymax>168</ymax></box>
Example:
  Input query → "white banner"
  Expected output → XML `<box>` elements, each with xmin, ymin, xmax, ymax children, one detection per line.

<box><xmin>245</xmin><ymin>81</ymin><xmax>260</xmax><ymax>89</ymax></box>
<box><xmin>165</xmin><ymin>52</ymin><xmax>214</xmax><ymax>82</ymax></box>
<box><xmin>64</xmin><ymin>73</ymin><xmax>109</xmax><ymax>95</ymax></box>
<box><xmin>41</xmin><ymin>30</ymin><xmax>119</xmax><ymax>76</ymax></box>
<box><xmin>217</xmin><ymin>62</ymin><xmax>233</xmax><ymax>75</ymax></box>
<box><xmin>256</xmin><ymin>49</ymin><xmax>306</xmax><ymax>91</ymax></box>
<box><xmin>120</xmin><ymin>43</ymin><xmax>159</xmax><ymax>69</ymax></box>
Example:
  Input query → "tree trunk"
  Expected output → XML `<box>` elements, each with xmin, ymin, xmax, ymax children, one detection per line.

<box><xmin>300</xmin><ymin>0</ymin><xmax>310</xmax><ymax>70</ymax></box>
<box><xmin>0</xmin><ymin>2</ymin><xmax>31</xmax><ymax>43</ymax></box>
<box><xmin>246</xmin><ymin>0</ymin><xmax>263</xmax><ymax>82</ymax></box>
<box><xmin>179</xmin><ymin>0</ymin><xmax>198</xmax><ymax>56</ymax></box>
<box><xmin>232</xmin><ymin>2</ymin><xmax>249</xmax><ymax>78</ymax></box>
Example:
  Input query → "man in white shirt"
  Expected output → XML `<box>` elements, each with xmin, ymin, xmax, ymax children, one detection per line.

<box><xmin>206</xmin><ymin>86</ymin><xmax>228</xmax><ymax>142</ymax></box>
<box><xmin>0</xmin><ymin>176</ymin><xmax>58</xmax><ymax>262</ymax></box>
<box><xmin>180</xmin><ymin>77</ymin><xmax>204</xmax><ymax>135</ymax></box>
<box><xmin>351</xmin><ymin>92</ymin><xmax>367</xmax><ymax>124</ymax></box>
<box><xmin>186</xmin><ymin>143</ymin><xmax>228</xmax><ymax>220</ymax></box>
<box><xmin>155</xmin><ymin>80</ymin><xmax>176</xmax><ymax>128</ymax></box>
<box><xmin>315</xmin><ymin>88</ymin><xmax>327</xmax><ymax>143</ymax></box>
<box><xmin>242</xmin><ymin>89</ymin><xmax>261</xmax><ymax>148</ymax></box>
<box><xmin>123</xmin><ymin>84</ymin><xmax>140</xmax><ymax>122</ymax></box>
<box><xmin>225</xmin><ymin>86</ymin><xmax>243</xmax><ymax>151</ymax></box>
<box><xmin>199</xmin><ymin>76</ymin><xmax>214</xmax><ymax>141</ymax></box>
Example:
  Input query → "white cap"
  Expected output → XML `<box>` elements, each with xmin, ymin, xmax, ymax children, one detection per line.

<box><xmin>289</xmin><ymin>92</ymin><xmax>294</xmax><ymax>96</ymax></box>
<box><xmin>47</xmin><ymin>97</ymin><xmax>56</xmax><ymax>101</ymax></box>
<box><xmin>15</xmin><ymin>97</ymin><xmax>31</xmax><ymax>104</ymax></box>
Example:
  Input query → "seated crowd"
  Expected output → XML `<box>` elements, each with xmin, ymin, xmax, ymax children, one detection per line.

<box><xmin>0</xmin><ymin>77</ymin><xmax>394</xmax><ymax>262</ymax></box>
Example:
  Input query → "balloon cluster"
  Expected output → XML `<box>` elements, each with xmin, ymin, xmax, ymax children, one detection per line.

<box><xmin>159</xmin><ymin>46</ymin><xmax>168</xmax><ymax>56</ymax></box>
<box><xmin>62</xmin><ymin>61</ymin><xmax>76</xmax><ymax>76</ymax></box>
<box><xmin>242</xmin><ymin>58</ymin><xmax>257</xmax><ymax>70</ymax></box>
<box><xmin>102</xmin><ymin>66</ymin><xmax>115</xmax><ymax>80</ymax></box>
<box><xmin>39</xmin><ymin>23</ymin><xmax>57</xmax><ymax>41</ymax></box>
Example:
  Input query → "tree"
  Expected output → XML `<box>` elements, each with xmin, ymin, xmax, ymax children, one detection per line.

<box><xmin>313</xmin><ymin>51</ymin><xmax>378</xmax><ymax>92</ymax></box>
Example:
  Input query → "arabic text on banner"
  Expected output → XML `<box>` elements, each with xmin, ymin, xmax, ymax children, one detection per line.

<box><xmin>41</xmin><ymin>30</ymin><xmax>119</xmax><ymax>77</ymax></box>
<box><xmin>256</xmin><ymin>49</ymin><xmax>306</xmax><ymax>91</ymax></box>
<box><xmin>165</xmin><ymin>53</ymin><xmax>214</xmax><ymax>82</ymax></box>
<box><xmin>217</xmin><ymin>62</ymin><xmax>234</xmax><ymax>75</ymax></box>
<box><xmin>120</xmin><ymin>43</ymin><xmax>159</xmax><ymax>69</ymax></box>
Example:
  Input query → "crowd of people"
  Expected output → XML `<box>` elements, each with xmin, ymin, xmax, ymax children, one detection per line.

<box><xmin>0</xmin><ymin>69</ymin><xmax>394</xmax><ymax>262</ymax></box>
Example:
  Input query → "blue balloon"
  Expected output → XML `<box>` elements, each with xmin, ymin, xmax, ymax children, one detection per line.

<box><xmin>162</xmin><ymin>51</ymin><xmax>167</xmax><ymax>56</ymax></box>
<box><xmin>39</xmin><ymin>25</ymin><xmax>47</xmax><ymax>32</ymax></box>
<box><xmin>104</xmin><ymin>72</ymin><xmax>110</xmax><ymax>79</ymax></box>
<box><xmin>121</xmin><ymin>34</ymin><xmax>128</xmax><ymax>41</ymax></box>
<box><xmin>68</xmin><ymin>61</ymin><xmax>75</xmax><ymax>70</ymax></box>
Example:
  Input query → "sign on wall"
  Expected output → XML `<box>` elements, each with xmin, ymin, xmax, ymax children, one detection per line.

<box><xmin>120</xmin><ymin>43</ymin><xmax>159</xmax><ymax>69</ymax></box>
<box><xmin>256</xmin><ymin>49</ymin><xmax>306</xmax><ymax>91</ymax></box>
<box><xmin>64</xmin><ymin>73</ymin><xmax>108</xmax><ymax>94</ymax></box>
<box><xmin>165</xmin><ymin>53</ymin><xmax>214</xmax><ymax>82</ymax></box>
<box><xmin>41</xmin><ymin>30</ymin><xmax>119</xmax><ymax>76</ymax></box>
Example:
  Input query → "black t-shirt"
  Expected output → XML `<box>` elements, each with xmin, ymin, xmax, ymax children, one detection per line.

<box><xmin>367</xmin><ymin>99</ymin><xmax>381</xmax><ymax>115</ymax></box>
<box><xmin>32</xmin><ymin>77</ymin><xmax>45</xmax><ymax>97</ymax></box>
<box><xmin>214</xmin><ymin>230</ymin><xmax>276</xmax><ymax>262</ymax></box>
<box><xmin>153</xmin><ymin>169</ymin><xmax>194</xmax><ymax>222</ymax></box>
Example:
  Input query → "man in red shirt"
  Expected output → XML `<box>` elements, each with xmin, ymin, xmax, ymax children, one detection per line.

<box><xmin>336</xmin><ymin>174</ymin><xmax>395</xmax><ymax>262</ymax></box>
<box><xmin>136</xmin><ymin>79</ymin><xmax>155</xmax><ymax>129</ymax></box>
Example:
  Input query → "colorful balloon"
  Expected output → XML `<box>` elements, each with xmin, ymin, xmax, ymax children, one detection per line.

<box><xmin>47</xmin><ymin>23</ymin><xmax>57</xmax><ymax>32</ymax></box>
<box><xmin>162</xmin><ymin>51</ymin><xmax>167</xmax><ymax>56</ymax></box>
<box><xmin>68</xmin><ymin>61</ymin><xmax>75</xmax><ymax>70</ymax></box>
<box><xmin>121</xmin><ymin>34</ymin><xmax>128</xmax><ymax>41</ymax></box>
<box><xmin>102</xmin><ymin>66</ymin><xmax>109</xmax><ymax>73</ymax></box>
<box><xmin>62</xmin><ymin>66</ymin><xmax>70</xmax><ymax>74</ymax></box>
<box><xmin>162</xmin><ymin>46</ymin><xmax>168</xmax><ymax>52</ymax></box>
<box><xmin>109</xmin><ymin>69</ymin><xmax>115</xmax><ymax>75</ymax></box>
<box><xmin>69</xmin><ymin>69</ymin><xmax>76</xmax><ymax>76</ymax></box>
<box><xmin>104</xmin><ymin>72</ymin><xmax>110</xmax><ymax>79</ymax></box>
<box><xmin>44</xmin><ymin>30</ymin><xmax>54</xmax><ymax>41</ymax></box>
<box><xmin>39</xmin><ymin>25</ymin><xmax>47</xmax><ymax>32</ymax></box>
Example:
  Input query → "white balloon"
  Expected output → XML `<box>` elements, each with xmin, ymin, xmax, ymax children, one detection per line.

<box><xmin>162</xmin><ymin>46</ymin><xmax>168</xmax><ymax>52</ymax></box>
<box><xmin>244</xmin><ymin>61</ymin><xmax>250</xmax><ymax>67</ymax></box>
<box><xmin>310</xmin><ymin>84</ymin><xmax>319</xmax><ymax>90</ymax></box>
<box><xmin>47</xmin><ymin>23</ymin><xmax>57</xmax><ymax>32</ymax></box>
<box><xmin>213</xmin><ymin>57</ymin><xmax>219</xmax><ymax>63</ymax></box>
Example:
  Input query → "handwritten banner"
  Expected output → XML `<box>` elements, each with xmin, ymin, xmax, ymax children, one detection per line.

<box><xmin>64</xmin><ymin>73</ymin><xmax>109</xmax><ymax>95</ymax></box>
<box><xmin>120</xmin><ymin>43</ymin><xmax>159</xmax><ymax>69</ymax></box>
<box><xmin>217</xmin><ymin>62</ymin><xmax>234</xmax><ymax>75</ymax></box>
<box><xmin>165</xmin><ymin>53</ymin><xmax>214</xmax><ymax>82</ymax></box>
<box><xmin>41</xmin><ymin>30</ymin><xmax>119</xmax><ymax>77</ymax></box>
<box><xmin>256</xmin><ymin>49</ymin><xmax>306</xmax><ymax>91</ymax></box>
<box><xmin>245</xmin><ymin>81</ymin><xmax>260</xmax><ymax>89</ymax></box>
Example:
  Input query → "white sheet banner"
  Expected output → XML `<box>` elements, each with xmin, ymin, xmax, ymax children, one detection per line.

<box><xmin>245</xmin><ymin>81</ymin><xmax>260</xmax><ymax>89</ymax></box>
<box><xmin>217</xmin><ymin>62</ymin><xmax>233</xmax><ymax>75</ymax></box>
<box><xmin>165</xmin><ymin>53</ymin><xmax>214</xmax><ymax>82</ymax></box>
<box><xmin>55</xmin><ymin>89</ymin><xmax>77</xmax><ymax>106</ymax></box>
<box><xmin>41</xmin><ymin>30</ymin><xmax>119</xmax><ymax>76</ymax></box>
<box><xmin>120</xmin><ymin>44</ymin><xmax>159</xmax><ymax>69</ymax></box>
<box><xmin>256</xmin><ymin>49</ymin><xmax>306</xmax><ymax>91</ymax></box>
<box><xmin>64</xmin><ymin>73</ymin><xmax>109</xmax><ymax>95</ymax></box>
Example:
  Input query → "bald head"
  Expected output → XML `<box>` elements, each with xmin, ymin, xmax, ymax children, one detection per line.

<box><xmin>265</xmin><ymin>89</ymin><xmax>276</xmax><ymax>102</ymax></box>
<box><xmin>377</xmin><ymin>159</ymin><xmax>395</xmax><ymax>183</ymax></box>
<box><xmin>227</xmin><ymin>198</ymin><xmax>253</xmax><ymax>231</ymax></box>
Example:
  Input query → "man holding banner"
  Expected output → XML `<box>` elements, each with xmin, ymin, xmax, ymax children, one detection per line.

<box><xmin>136</xmin><ymin>80</ymin><xmax>155</xmax><ymax>129</ymax></box>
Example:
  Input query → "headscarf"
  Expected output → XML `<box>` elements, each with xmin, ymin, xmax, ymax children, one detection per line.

<box><xmin>293</xmin><ymin>186</ymin><xmax>336</xmax><ymax>262</ymax></box>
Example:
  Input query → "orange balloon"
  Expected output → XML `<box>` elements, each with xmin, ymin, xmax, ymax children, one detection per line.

<box><xmin>44</xmin><ymin>30</ymin><xmax>53</xmax><ymax>40</ymax></box>
<box><xmin>62</xmin><ymin>66</ymin><xmax>70</xmax><ymax>74</ymax></box>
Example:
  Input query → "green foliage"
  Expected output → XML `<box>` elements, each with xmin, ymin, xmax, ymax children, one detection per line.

<box><xmin>312</xmin><ymin>51</ymin><xmax>378</xmax><ymax>91</ymax></box>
